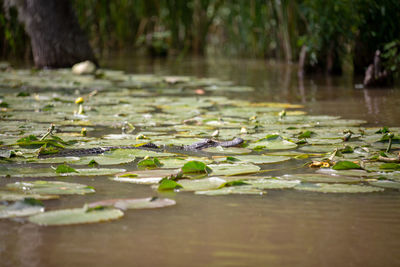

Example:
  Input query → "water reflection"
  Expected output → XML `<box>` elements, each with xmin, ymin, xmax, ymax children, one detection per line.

<box><xmin>102</xmin><ymin>54</ymin><xmax>400</xmax><ymax>126</ymax></box>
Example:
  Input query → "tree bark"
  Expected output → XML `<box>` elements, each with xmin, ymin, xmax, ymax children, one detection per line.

<box><xmin>6</xmin><ymin>0</ymin><xmax>97</xmax><ymax>68</ymax></box>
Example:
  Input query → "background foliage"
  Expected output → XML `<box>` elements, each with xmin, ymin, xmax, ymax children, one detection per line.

<box><xmin>0</xmin><ymin>0</ymin><xmax>399</xmax><ymax>75</ymax></box>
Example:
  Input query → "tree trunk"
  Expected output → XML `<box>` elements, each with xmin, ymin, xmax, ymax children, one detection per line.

<box><xmin>6</xmin><ymin>0</ymin><xmax>97</xmax><ymax>68</ymax></box>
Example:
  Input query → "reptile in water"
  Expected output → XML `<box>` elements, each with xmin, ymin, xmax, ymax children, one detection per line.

<box><xmin>37</xmin><ymin>137</ymin><xmax>244</xmax><ymax>158</ymax></box>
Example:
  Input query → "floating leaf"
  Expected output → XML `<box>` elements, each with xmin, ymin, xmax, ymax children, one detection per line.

<box><xmin>137</xmin><ymin>157</ymin><xmax>163</xmax><ymax>168</ymax></box>
<box><xmin>0</xmin><ymin>198</ymin><xmax>44</xmax><ymax>218</ymax></box>
<box><xmin>379</xmin><ymin>163</ymin><xmax>400</xmax><ymax>170</ymax></box>
<box><xmin>181</xmin><ymin>161</ymin><xmax>212</xmax><ymax>174</ymax></box>
<box><xmin>214</xmin><ymin>155</ymin><xmax>290</xmax><ymax>164</ymax></box>
<box><xmin>7</xmin><ymin>181</ymin><xmax>95</xmax><ymax>195</ymax></box>
<box><xmin>246</xmin><ymin>178</ymin><xmax>300</xmax><ymax>189</ymax></box>
<box><xmin>28</xmin><ymin>207</ymin><xmax>123</xmax><ymax>226</ymax></box>
<box><xmin>112</xmin><ymin>169</ymin><xmax>180</xmax><ymax>184</ymax></box>
<box><xmin>283</xmin><ymin>173</ymin><xmax>361</xmax><ymax>183</ymax></box>
<box><xmin>55</xmin><ymin>164</ymin><xmax>78</xmax><ymax>173</ymax></box>
<box><xmin>207</xmin><ymin>163</ymin><xmax>260</xmax><ymax>176</ymax></box>
<box><xmin>368</xmin><ymin>180</ymin><xmax>400</xmax><ymax>190</ymax></box>
<box><xmin>332</xmin><ymin>161</ymin><xmax>362</xmax><ymax>170</ymax></box>
<box><xmin>294</xmin><ymin>183</ymin><xmax>384</xmax><ymax>193</ymax></box>
<box><xmin>195</xmin><ymin>186</ymin><xmax>264</xmax><ymax>196</ymax></box>
<box><xmin>178</xmin><ymin>177</ymin><xmax>227</xmax><ymax>191</ymax></box>
<box><xmin>0</xmin><ymin>191</ymin><xmax>59</xmax><ymax>201</ymax></box>
<box><xmin>248</xmin><ymin>135</ymin><xmax>297</xmax><ymax>150</ymax></box>
<box><xmin>88</xmin><ymin>197</ymin><xmax>176</xmax><ymax>210</ymax></box>
<box><xmin>158</xmin><ymin>178</ymin><xmax>183</xmax><ymax>191</ymax></box>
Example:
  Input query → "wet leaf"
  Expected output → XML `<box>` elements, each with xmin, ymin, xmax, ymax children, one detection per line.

<box><xmin>7</xmin><ymin>181</ymin><xmax>95</xmax><ymax>195</ymax></box>
<box><xmin>158</xmin><ymin>178</ymin><xmax>183</xmax><ymax>191</ymax></box>
<box><xmin>0</xmin><ymin>198</ymin><xmax>44</xmax><ymax>219</ymax></box>
<box><xmin>181</xmin><ymin>161</ymin><xmax>212</xmax><ymax>174</ymax></box>
<box><xmin>332</xmin><ymin>161</ymin><xmax>362</xmax><ymax>170</ymax></box>
<box><xmin>294</xmin><ymin>183</ymin><xmax>384</xmax><ymax>193</ymax></box>
<box><xmin>88</xmin><ymin>197</ymin><xmax>176</xmax><ymax>210</ymax></box>
<box><xmin>28</xmin><ymin>207</ymin><xmax>123</xmax><ymax>226</ymax></box>
<box><xmin>55</xmin><ymin>164</ymin><xmax>78</xmax><ymax>174</ymax></box>
<box><xmin>195</xmin><ymin>186</ymin><xmax>264</xmax><ymax>196</ymax></box>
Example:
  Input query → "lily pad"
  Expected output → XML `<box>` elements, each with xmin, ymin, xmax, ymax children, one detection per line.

<box><xmin>368</xmin><ymin>180</ymin><xmax>400</xmax><ymax>190</ymax></box>
<box><xmin>178</xmin><ymin>177</ymin><xmax>227</xmax><ymax>191</ymax></box>
<box><xmin>213</xmin><ymin>155</ymin><xmax>291</xmax><ymax>164</ymax></box>
<box><xmin>282</xmin><ymin>173</ymin><xmax>362</xmax><ymax>183</ymax></box>
<box><xmin>195</xmin><ymin>185</ymin><xmax>264</xmax><ymax>196</ymax></box>
<box><xmin>0</xmin><ymin>190</ymin><xmax>59</xmax><ymax>201</ymax></box>
<box><xmin>28</xmin><ymin>207</ymin><xmax>124</xmax><ymax>226</ymax></box>
<box><xmin>294</xmin><ymin>183</ymin><xmax>384</xmax><ymax>193</ymax></box>
<box><xmin>88</xmin><ymin>197</ymin><xmax>176</xmax><ymax>210</ymax></box>
<box><xmin>207</xmin><ymin>163</ymin><xmax>260</xmax><ymax>176</ymax></box>
<box><xmin>0</xmin><ymin>198</ymin><xmax>44</xmax><ymax>218</ymax></box>
<box><xmin>246</xmin><ymin>178</ymin><xmax>300</xmax><ymax>189</ymax></box>
<box><xmin>7</xmin><ymin>181</ymin><xmax>95</xmax><ymax>195</ymax></box>
<box><xmin>248</xmin><ymin>135</ymin><xmax>297</xmax><ymax>150</ymax></box>
<box><xmin>112</xmin><ymin>169</ymin><xmax>180</xmax><ymax>184</ymax></box>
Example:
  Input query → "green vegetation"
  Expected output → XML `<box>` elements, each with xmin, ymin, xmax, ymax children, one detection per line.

<box><xmin>1</xmin><ymin>0</ymin><xmax>399</xmax><ymax>78</ymax></box>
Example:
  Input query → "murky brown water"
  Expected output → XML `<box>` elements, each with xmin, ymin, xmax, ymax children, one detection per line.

<box><xmin>1</xmin><ymin>55</ymin><xmax>400</xmax><ymax>267</ymax></box>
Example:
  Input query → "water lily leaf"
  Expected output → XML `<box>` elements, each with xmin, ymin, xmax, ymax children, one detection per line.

<box><xmin>181</xmin><ymin>161</ymin><xmax>212</xmax><ymax>174</ymax></box>
<box><xmin>282</xmin><ymin>173</ymin><xmax>361</xmax><ymax>183</ymax></box>
<box><xmin>0</xmin><ymin>166</ymin><xmax>126</xmax><ymax>178</ymax></box>
<box><xmin>88</xmin><ymin>197</ymin><xmax>176</xmax><ymax>210</ymax></box>
<box><xmin>213</xmin><ymin>155</ymin><xmax>290</xmax><ymax>164</ymax></box>
<box><xmin>246</xmin><ymin>178</ymin><xmax>300</xmax><ymax>189</ymax></box>
<box><xmin>137</xmin><ymin>157</ymin><xmax>163</xmax><ymax>168</ymax></box>
<box><xmin>332</xmin><ymin>161</ymin><xmax>362</xmax><ymax>170</ymax></box>
<box><xmin>7</xmin><ymin>181</ymin><xmax>95</xmax><ymax>195</ymax></box>
<box><xmin>379</xmin><ymin>163</ymin><xmax>400</xmax><ymax>170</ymax></box>
<box><xmin>158</xmin><ymin>178</ymin><xmax>183</xmax><ymax>191</ymax></box>
<box><xmin>178</xmin><ymin>177</ymin><xmax>227</xmax><ymax>191</ymax></box>
<box><xmin>55</xmin><ymin>164</ymin><xmax>78</xmax><ymax>173</ymax></box>
<box><xmin>248</xmin><ymin>135</ymin><xmax>297</xmax><ymax>150</ymax></box>
<box><xmin>294</xmin><ymin>183</ymin><xmax>384</xmax><ymax>193</ymax></box>
<box><xmin>195</xmin><ymin>186</ymin><xmax>264</xmax><ymax>196</ymax></box>
<box><xmin>368</xmin><ymin>180</ymin><xmax>400</xmax><ymax>190</ymax></box>
<box><xmin>28</xmin><ymin>207</ymin><xmax>124</xmax><ymax>226</ymax></box>
<box><xmin>202</xmin><ymin>146</ymin><xmax>252</xmax><ymax>154</ymax></box>
<box><xmin>71</xmin><ymin>149</ymin><xmax>137</xmax><ymax>165</ymax></box>
<box><xmin>0</xmin><ymin>198</ymin><xmax>44</xmax><ymax>218</ymax></box>
<box><xmin>0</xmin><ymin>191</ymin><xmax>59</xmax><ymax>201</ymax></box>
<box><xmin>112</xmin><ymin>169</ymin><xmax>180</xmax><ymax>184</ymax></box>
<box><xmin>207</xmin><ymin>163</ymin><xmax>260</xmax><ymax>176</ymax></box>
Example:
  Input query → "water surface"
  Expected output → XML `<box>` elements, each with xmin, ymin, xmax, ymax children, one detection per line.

<box><xmin>1</xmin><ymin>56</ymin><xmax>400</xmax><ymax>267</ymax></box>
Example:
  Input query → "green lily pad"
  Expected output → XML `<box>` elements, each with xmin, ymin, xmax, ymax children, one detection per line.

<box><xmin>294</xmin><ymin>183</ymin><xmax>384</xmax><ymax>193</ymax></box>
<box><xmin>368</xmin><ymin>180</ymin><xmax>400</xmax><ymax>190</ymax></box>
<box><xmin>158</xmin><ymin>178</ymin><xmax>183</xmax><ymax>191</ymax></box>
<box><xmin>195</xmin><ymin>186</ymin><xmax>264</xmax><ymax>196</ymax></box>
<box><xmin>112</xmin><ymin>169</ymin><xmax>180</xmax><ymax>184</ymax></box>
<box><xmin>332</xmin><ymin>161</ymin><xmax>362</xmax><ymax>170</ymax></box>
<box><xmin>0</xmin><ymin>167</ymin><xmax>126</xmax><ymax>178</ymax></box>
<box><xmin>178</xmin><ymin>177</ymin><xmax>227</xmax><ymax>191</ymax></box>
<box><xmin>28</xmin><ymin>207</ymin><xmax>124</xmax><ymax>226</ymax></box>
<box><xmin>246</xmin><ymin>178</ymin><xmax>300</xmax><ymax>189</ymax></box>
<box><xmin>282</xmin><ymin>173</ymin><xmax>362</xmax><ymax>183</ymax></box>
<box><xmin>0</xmin><ymin>198</ymin><xmax>44</xmax><ymax>218</ymax></box>
<box><xmin>7</xmin><ymin>181</ymin><xmax>95</xmax><ymax>195</ymax></box>
<box><xmin>181</xmin><ymin>161</ymin><xmax>212</xmax><ymax>174</ymax></box>
<box><xmin>248</xmin><ymin>135</ymin><xmax>297</xmax><ymax>150</ymax></box>
<box><xmin>72</xmin><ymin>149</ymin><xmax>137</xmax><ymax>165</ymax></box>
<box><xmin>88</xmin><ymin>197</ymin><xmax>176</xmax><ymax>210</ymax></box>
<box><xmin>0</xmin><ymin>190</ymin><xmax>59</xmax><ymax>201</ymax></box>
<box><xmin>202</xmin><ymin>146</ymin><xmax>252</xmax><ymax>154</ymax></box>
<box><xmin>213</xmin><ymin>155</ymin><xmax>291</xmax><ymax>164</ymax></box>
<box><xmin>207</xmin><ymin>163</ymin><xmax>260</xmax><ymax>176</ymax></box>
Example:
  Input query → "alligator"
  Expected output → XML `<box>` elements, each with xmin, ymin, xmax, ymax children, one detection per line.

<box><xmin>37</xmin><ymin>137</ymin><xmax>244</xmax><ymax>158</ymax></box>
